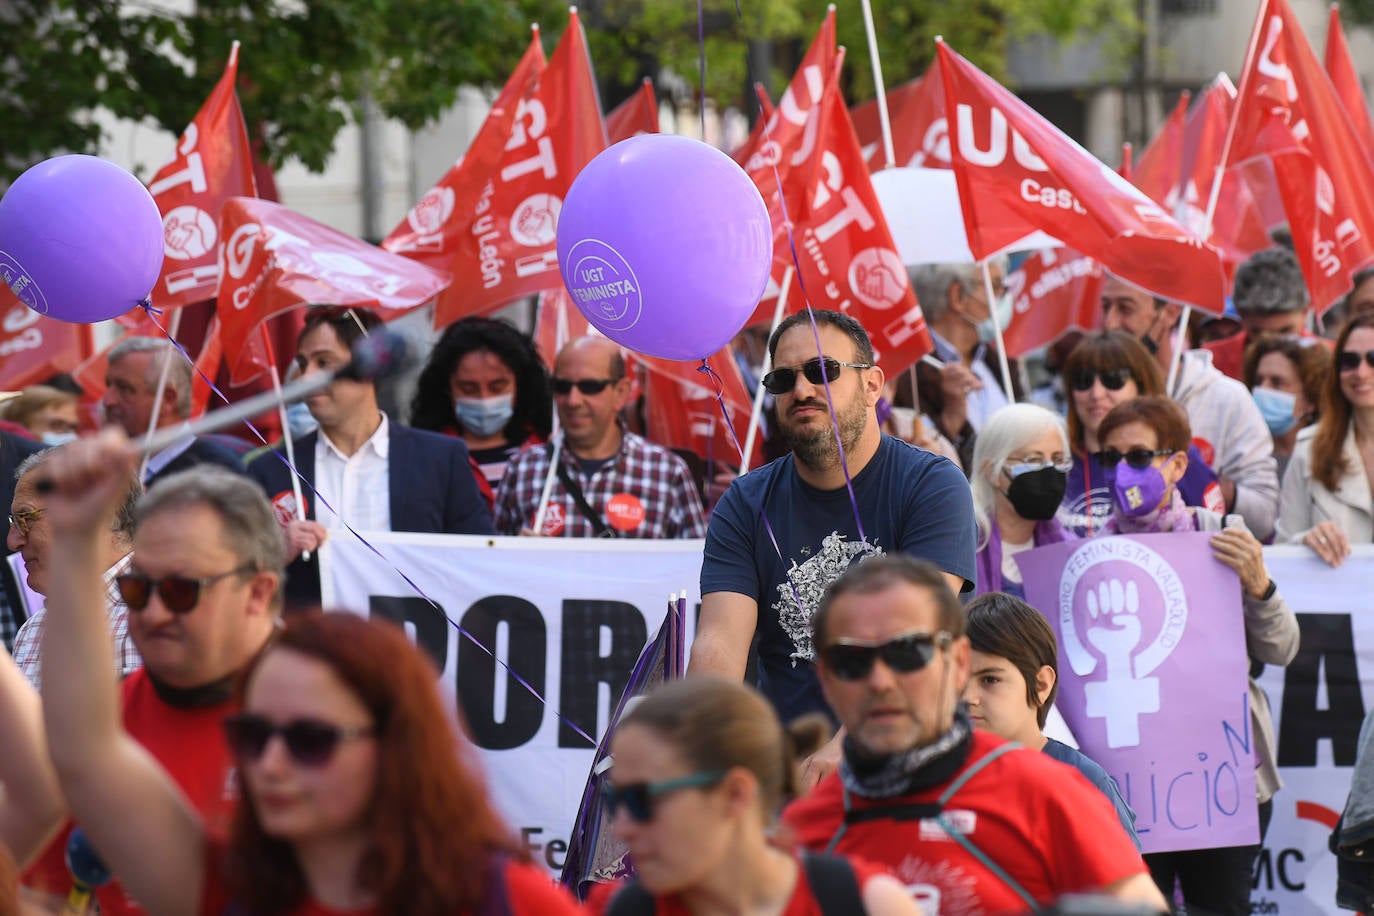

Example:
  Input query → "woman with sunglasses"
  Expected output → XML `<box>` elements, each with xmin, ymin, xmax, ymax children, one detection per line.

<box><xmin>1059</xmin><ymin>332</ymin><xmax>1223</xmax><ymax>537</ymax></box>
<box><xmin>1276</xmin><ymin>313</ymin><xmax>1374</xmax><ymax>567</ymax></box>
<box><xmin>1095</xmin><ymin>396</ymin><xmax>1298</xmax><ymax>916</ymax></box>
<box><xmin>1242</xmin><ymin>334</ymin><xmax>1330</xmax><ymax>481</ymax></box>
<box><xmin>970</xmin><ymin>403</ymin><xmax>1073</xmax><ymax>597</ymax></box>
<box><xmin>588</xmin><ymin>677</ymin><xmax>918</xmax><ymax>916</ymax></box>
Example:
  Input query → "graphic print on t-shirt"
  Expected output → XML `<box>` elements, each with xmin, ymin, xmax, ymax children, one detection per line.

<box><xmin>775</xmin><ymin>532</ymin><xmax>884</xmax><ymax>664</ymax></box>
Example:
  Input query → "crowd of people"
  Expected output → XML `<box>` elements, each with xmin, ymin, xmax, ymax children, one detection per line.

<box><xmin>0</xmin><ymin>239</ymin><xmax>1368</xmax><ymax>915</ymax></box>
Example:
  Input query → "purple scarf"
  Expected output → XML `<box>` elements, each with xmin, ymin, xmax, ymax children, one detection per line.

<box><xmin>976</xmin><ymin>516</ymin><xmax>1072</xmax><ymax>594</ymax></box>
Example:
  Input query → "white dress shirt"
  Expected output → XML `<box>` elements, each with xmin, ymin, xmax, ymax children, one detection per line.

<box><xmin>313</xmin><ymin>413</ymin><xmax>391</xmax><ymax>532</ymax></box>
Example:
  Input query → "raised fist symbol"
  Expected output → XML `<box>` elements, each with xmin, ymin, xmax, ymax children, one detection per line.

<box><xmin>856</xmin><ymin>262</ymin><xmax>897</xmax><ymax>301</ymax></box>
<box><xmin>1082</xmin><ymin>576</ymin><xmax>1159</xmax><ymax>748</ymax></box>
<box><xmin>1085</xmin><ymin>578</ymin><xmax>1142</xmax><ymax>664</ymax></box>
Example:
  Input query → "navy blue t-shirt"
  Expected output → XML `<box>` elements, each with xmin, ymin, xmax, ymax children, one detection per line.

<box><xmin>1058</xmin><ymin>445</ymin><xmax>1224</xmax><ymax>538</ymax></box>
<box><xmin>700</xmin><ymin>435</ymin><xmax>977</xmax><ymax>723</ymax></box>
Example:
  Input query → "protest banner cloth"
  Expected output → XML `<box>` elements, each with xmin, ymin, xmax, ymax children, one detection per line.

<box><xmin>0</xmin><ymin>288</ymin><xmax>93</xmax><ymax>391</ymax></box>
<box><xmin>1000</xmin><ymin>247</ymin><xmax>1102</xmax><ymax>358</ymax></box>
<box><xmin>1324</xmin><ymin>5</ymin><xmax>1374</xmax><ymax>162</ymax></box>
<box><xmin>851</xmin><ymin>63</ymin><xmax>950</xmax><ymax>172</ymax></box>
<box><xmin>1017</xmin><ymin>531</ymin><xmax>1258</xmax><ymax>854</ymax></box>
<box><xmin>605</xmin><ymin>79</ymin><xmax>659</xmax><ymax>143</ymax></box>
<box><xmin>321</xmin><ymin>532</ymin><xmax>704</xmax><ymax>874</ymax></box>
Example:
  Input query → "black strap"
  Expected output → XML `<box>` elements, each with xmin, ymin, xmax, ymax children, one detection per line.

<box><xmin>553</xmin><ymin>451</ymin><xmax>616</xmax><ymax>538</ymax></box>
<box><xmin>801</xmin><ymin>851</ymin><xmax>865</xmax><ymax>915</ymax></box>
<box><xmin>603</xmin><ymin>880</ymin><xmax>656</xmax><ymax>916</ymax></box>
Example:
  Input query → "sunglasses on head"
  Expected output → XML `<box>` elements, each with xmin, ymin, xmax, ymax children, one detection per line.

<box><xmin>1068</xmin><ymin>367</ymin><xmax>1132</xmax><ymax>392</ymax></box>
<box><xmin>761</xmin><ymin>357</ymin><xmax>872</xmax><ymax>396</ymax></box>
<box><xmin>550</xmin><ymin>376</ymin><xmax>620</xmax><ymax>396</ymax></box>
<box><xmin>1093</xmin><ymin>448</ymin><xmax>1176</xmax><ymax>470</ymax></box>
<box><xmin>820</xmin><ymin>629</ymin><xmax>953</xmax><ymax>681</ymax></box>
<box><xmin>603</xmin><ymin>771</ymin><xmax>726</xmax><ymax>823</ymax></box>
<box><xmin>116</xmin><ymin>564</ymin><xmax>255</xmax><ymax>614</ymax></box>
<box><xmin>1338</xmin><ymin>350</ymin><xmax>1374</xmax><ymax>372</ymax></box>
<box><xmin>223</xmin><ymin>714</ymin><xmax>375</xmax><ymax>767</ymax></box>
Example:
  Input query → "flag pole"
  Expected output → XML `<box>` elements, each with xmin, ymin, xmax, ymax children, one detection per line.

<box><xmin>140</xmin><ymin>308</ymin><xmax>184</xmax><ymax>482</ymax></box>
<box><xmin>980</xmin><ymin>260</ymin><xmax>1015</xmax><ymax>403</ymax></box>
<box><xmin>859</xmin><ymin>0</ymin><xmax>896</xmax><ymax>170</ymax></box>
<box><xmin>261</xmin><ymin>325</ymin><xmax>310</xmax><ymax>561</ymax></box>
<box><xmin>740</xmin><ymin>266</ymin><xmax>794</xmax><ymax>474</ymax></box>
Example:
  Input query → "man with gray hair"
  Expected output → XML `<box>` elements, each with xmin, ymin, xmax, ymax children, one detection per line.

<box><xmin>8</xmin><ymin>447</ymin><xmax>142</xmax><ymax>689</ymax></box>
<box><xmin>1205</xmin><ymin>246</ymin><xmax>1318</xmax><ymax>381</ymax></box>
<box><xmin>907</xmin><ymin>258</ymin><xmax>1021</xmax><ymax>474</ymax></box>
<box><xmin>102</xmin><ymin>336</ymin><xmax>245</xmax><ymax>486</ymax></box>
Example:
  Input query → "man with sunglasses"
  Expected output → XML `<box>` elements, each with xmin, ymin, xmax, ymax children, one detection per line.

<box><xmin>1100</xmin><ymin>273</ymin><xmax>1279</xmax><ymax>540</ymax></box>
<box><xmin>248</xmin><ymin>307</ymin><xmax>494</xmax><ymax>610</ymax></box>
<box><xmin>784</xmin><ymin>556</ymin><xmax>1166</xmax><ymax>913</ymax></box>
<box><xmin>692</xmin><ymin>311</ymin><xmax>976</xmax><ymax>784</ymax></box>
<box><xmin>493</xmin><ymin>336</ymin><xmax>707</xmax><ymax>538</ymax></box>
<box><xmin>21</xmin><ymin>452</ymin><xmax>285</xmax><ymax>916</ymax></box>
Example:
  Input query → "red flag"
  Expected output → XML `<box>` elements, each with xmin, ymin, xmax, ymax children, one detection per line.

<box><xmin>640</xmin><ymin>350</ymin><xmax>763</xmax><ymax>469</ymax></box>
<box><xmin>384</xmin><ymin>12</ymin><xmax>607</xmax><ymax>326</ymax></box>
<box><xmin>533</xmin><ymin>287</ymin><xmax>590</xmax><ymax>368</ymax></box>
<box><xmin>606</xmin><ymin>79</ymin><xmax>659</xmax><ymax>143</ymax></box>
<box><xmin>730</xmin><ymin>85</ymin><xmax>777</xmax><ymax>167</ymax></box>
<box><xmin>217</xmin><ymin>198</ymin><xmax>450</xmax><ymax>383</ymax></box>
<box><xmin>0</xmin><ymin>288</ymin><xmax>94</xmax><ymax>391</ymax></box>
<box><xmin>1325</xmin><ymin>4</ymin><xmax>1374</xmax><ymax>158</ymax></box>
<box><xmin>144</xmin><ymin>43</ymin><xmax>258</xmax><ymax>314</ymax></box>
<box><xmin>1001</xmin><ymin>248</ymin><xmax>1104</xmax><ymax>357</ymax></box>
<box><xmin>851</xmin><ymin>62</ymin><xmax>950</xmax><ymax>172</ymax></box>
<box><xmin>1132</xmin><ymin>93</ymin><xmax>1190</xmax><ymax>207</ymax></box>
<box><xmin>937</xmin><ymin>39</ymin><xmax>1226</xmax><ymax>311</ymax></box>
<box><xmin>1228</xmin><ymin>0</ymin><xmax>1374</xmax><ymax>312</ymax></box>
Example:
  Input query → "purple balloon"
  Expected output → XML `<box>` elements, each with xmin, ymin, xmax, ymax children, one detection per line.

<box><xmin>0</xmin><ymin>155</ymin><xmax>164</xmax><ymax>324</ymax></box>
<box><xmin>557</xmin><ymin>135</ymin><xmax>772</xmax><ymax>361</ymax></box>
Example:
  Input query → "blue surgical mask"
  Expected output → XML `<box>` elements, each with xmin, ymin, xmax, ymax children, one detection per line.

<box><xmin>1252</xmin><ymin>387</ymin><xmax>1298</xmax><ymax>437</ymax></box>
<box><xmin>454</xmin><ymin>393</ymin><xmax>514</xmax><ymax>438</ymax></box>
<box><xmin>285</xmin><ymin>402</ymin><xmax>318</xmax><ymax>439</ymax></box>
<box><xmin>39</xmin><ymin>431</ymin><xmax>78</xmax><ymax>447</ymax></box>
<box><xmin>966</xmin><ymin>292</ymin><xmax>1015</xmax><ymax>343</ymax></box>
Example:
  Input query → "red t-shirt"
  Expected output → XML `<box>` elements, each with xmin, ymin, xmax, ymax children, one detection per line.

<box><xmin>23</xmin><ymin>669</ymin><xmax>239</xmax><ymax>914</ymax></box>
<box><xmin>582</xmin><ymin>854</ymin><xmax>890</xmax><ymax>916</ymax></box>
<box><xmin>782</xmin><ymin>731</ymin><xmax>1146</xmax><ymax>915</ymax></box>
<box><xmin>198</xmin><ymin>847</ymin><xmax>582</xmax><ymax>916</ymax></box>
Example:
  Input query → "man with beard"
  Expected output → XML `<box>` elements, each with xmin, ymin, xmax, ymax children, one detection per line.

<box><xmin>691</xmin><ymin>310</ymin><xmax>976</xmax><ymax>783</ymax></box>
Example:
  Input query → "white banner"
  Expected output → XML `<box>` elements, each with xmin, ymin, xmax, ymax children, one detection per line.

<box><xmin>321</xmin><ymin>532</ymin><xmax>704</xmax><ymax>875</ymax></box>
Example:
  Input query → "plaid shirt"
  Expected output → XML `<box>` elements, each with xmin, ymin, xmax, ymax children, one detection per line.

<box><xmin>493</xmin><ymin>432</ymin><xmax>707</xmax><ymax>539</ymax></box>
<box><xmin>12</xmin><ymin>554</ymin><xmax>141</xmax><ymax>691</ymax></box>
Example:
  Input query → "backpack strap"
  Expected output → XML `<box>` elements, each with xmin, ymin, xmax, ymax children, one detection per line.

<box><xmin>602</xmin><ymin>880</ymin><xmax>657</xmax><ymax>916</ymax></box>
<box><xmin>549</xmin><ymin>445</ymin><xmax>615</xmax><ymax>537</ymax></box>
<box><xmin>801</xmin><ymin>851</ymin><xmax>865</xmax><ymax>916</ymax></box>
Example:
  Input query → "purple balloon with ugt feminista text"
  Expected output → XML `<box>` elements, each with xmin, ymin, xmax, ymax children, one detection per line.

<box><xmin>556</xmin><ymin>135</ymin><xmax>772</xmax><ymax>361</ymax></box>
<box><xmin>0</xmin><ymin>155</ymin><xmax>164</xmax><ymax>324</ymax></box>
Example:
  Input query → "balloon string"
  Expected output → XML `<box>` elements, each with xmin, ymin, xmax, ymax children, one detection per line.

<box><xmin>137</xmin><ymin>311</ymin><xmax>596</xmax><ymax>747</ymax></box>
<box><xmin>136</xmin><ymin>299</ymin><xmax>163</xmax><ymax>318</ymax></box>
<box><xmin>696</xmin><ymin>0</ymin><xmax>707</xmax><ymax>140</ymax></box>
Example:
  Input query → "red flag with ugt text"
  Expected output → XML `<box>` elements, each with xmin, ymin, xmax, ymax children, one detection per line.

<box><xmin>144</xmin><ymin>43</ymin><xmax>258</xmax><ymax>315</ymax></box>
<box><xmin>1002</xmin><ymin>248</ymin><xmax>1103</xmax><ymax>358</ymax></box>
<box><xmin>0</xmin><ymin>287</ymin><xmax>94</xmax><ymax>391</ymax></box>
<box><xmin>1228</xmin><ymin>0</ymin><xmax>1374</xmax><ymax>312</ymax></box>
<box><xmin>851</xmin><ymin>62</ymin><xmax>950</xmax><ymax>172</ymax></box>
<box><xmin>606</xmin><ymin>79</ymin><xmax>659</xmax><ymax>143</ymax></box>
<box><xmin>937</xmin><ymin>39</ymin><xmax>1226</xmax><ymax>312</ymax></box>
<box><xmin>384</xmin><ymin>12</ymin><xmax>607</xmax><ymax>326</ymax></box>
<box><xmin>1325</xmin><ymin>5</ymin><xmax>1374</xmax><ymax>159</ymax></box>
<box><xmin>217</xmin><ymin>198</ymin><xmax>450</xmax><ymax>383</ymax></box>
<box><xmin>641</xmin><ymin>350</ymin><xmax>763</xmax><ymax>470</ymax></box>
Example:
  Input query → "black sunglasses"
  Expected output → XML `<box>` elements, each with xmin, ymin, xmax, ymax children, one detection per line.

<box><xmin>223</xmin><ymin>714</ymin><xmax>375</xmax><ymax>767</ymax></box>
<box><xmin>1093</xmin><ymin>448</ymin><xmax>1176</xmax><ymax>470</ymax></box>
<box><xmin>821</xmin><ymin>629</ymin><xmax>952</xmax><ymax>681</ymax></box>
<box><xmin>1338</xmin><ymin>350</ymin><xmax>1374</xmax><ymax>372</ymax></box>
<box><xmin>603</xmin><ymin>770</ymin><xmax>726</xmax><ymax>823</ymax></box>
<box><xmin>761</xmin><ymin>357</ymin><xmax>873</xmax><ymax>395</ymax></box>
<box><xmin>116</xmin><ymin>564</ymin><xmax>255</xmax><ymax>614</ymax></box>
<box><xmin>551</xmin><ymin>376</ymin><xmax>621</xmax><ymax>396</ymax></box>
<box><xmin>1068</xmin><ymin>367</ymin><xmax>1132</xmax><ymax>392</ymax></box>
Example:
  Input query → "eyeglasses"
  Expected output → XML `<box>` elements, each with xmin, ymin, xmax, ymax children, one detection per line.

<box><xmin>1093</xmin><ymin>448</ymin><xmax>1176</xmax><ymax>470</ymax></box>
<box><xmin>223</xmin><ymin>714</ymin><xmax>375</xmax><ymax>767</ymax></box>
<box><xmin>1338</xmin><ymin>350</ymin><xmax>1374</xmax><ymax>372</ymax></box>
<box><xmin>8</xmin><ymin>507</ymin><xmax>46</xmax><ymax>537</ymax></box>
<box><xmin>1003</xmin><ymin>457</ymin><xmax>1072</xmax><ymax>479</ymax></box>
<box><xmin>550</xmin><ymin>376</ymin><xmax>621</xmax><ymax>396</ymax></box>
<box><xmin>603</xmin><ymin>770</ymin><xmax>727</xmax><ymax>823</ymax></box>
<box><xmin>1068</xmin><ymin>367</ymin><xmax>1132</xmax><ymax>392</ymax></box>
<box><xmin>761</xmin><ymin>357</ymin><xmax>873</xmax><ymax>395</ymax></box>
<box><xmin>820</xmin><ymin>629</ymin><xmax>953</xmax><ymax>681</ymax></box>
<box><xmin>116</xmin><ymin>564</ymin><xmax>255</xmax><ymax>614</ymax></box>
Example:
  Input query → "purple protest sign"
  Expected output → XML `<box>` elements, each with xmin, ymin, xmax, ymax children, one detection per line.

<box><xmin>1016</xmin><ymin>531</ymin><xmax>1258</xmax><ymax>854</ymax></box>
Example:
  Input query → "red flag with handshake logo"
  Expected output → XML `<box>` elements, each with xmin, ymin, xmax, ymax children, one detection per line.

<box><xmin>383</xmin><ymin>11</ymin><xmax>607</xmax><ymax>327</ymax></box>
<box><xmin>215</xmin><ymin>198</ymin><xmax>450</xmax><ymax>383</ymax></box>
<box><xmin>144</xmin><ymin>42</ymin><xmax>258</xmax><ymax>314</ymax></box>
<box><xmin>936</xmin><ymin>40</ymin><xmax>1227</xmax><ymax>313</ymax></box>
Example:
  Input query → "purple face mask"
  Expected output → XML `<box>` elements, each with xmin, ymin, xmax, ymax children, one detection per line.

<box><xmin>1111</xmin><ymin>462</ymin><xmax>1169</xmax><ymax>517</ymax></box>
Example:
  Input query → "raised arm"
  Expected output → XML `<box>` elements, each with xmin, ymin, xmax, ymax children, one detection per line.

<box><xmin>39</xmin><ymin>431</ymin><xmax>206</xmax><ymax>916</ymax></box>
<box><xmin>0</xmin><ymin>644</ymin><xmax>63</xmax><ymax>866</ymax></box>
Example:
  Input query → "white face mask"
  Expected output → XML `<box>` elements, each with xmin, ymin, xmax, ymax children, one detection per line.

<box><xmin>972</xmin><ymin>292</ymin><xmax>1015</xmax><ymax>343</ymax></box>
<box><xmin>40</xmin><ymin>431</ymin><xmax>78</xmax><ymax>447</ymax></box>
<box><xmin>454</xmin><ymin>393</ymin><xmax>515</xmax><ymax>438</ymax></box>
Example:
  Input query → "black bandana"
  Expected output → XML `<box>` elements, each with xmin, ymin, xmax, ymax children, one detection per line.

<box><xmin>839</xmin><ymin>708</ymin><xmax>975</xmax><ymax>799</ymax></box>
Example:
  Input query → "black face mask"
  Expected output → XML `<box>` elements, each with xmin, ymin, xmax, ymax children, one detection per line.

<box><xmin>1004</xmin><ymin>466</ymin><xmax>1068</xmax><ymax>521</ymax></box>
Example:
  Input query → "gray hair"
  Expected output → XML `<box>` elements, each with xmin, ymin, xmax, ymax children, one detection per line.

<box><xmin>908</xmin><ymin>256</ymin><xmax>1009</xmax><ymax>324</ymax></box>
<box><xmin>108</xmin><ymin>337</ymin><xmax>193</xmax><ymax>419</ymax></box>
<box><xmin>1231</xmin><ymin>247</ymin><xmax>1309</xmax><ymax>317</ymax></box>
<box><xmin>969</xmin><ymin>403</ymin><xmax>1069</xmax><ymax>550</ymax></box>
<box><xmin>15</xmin><ymin>447</ymin><xmax>142</xmax><ymax>544</ymax></box>
<box><xmin>137</xmin><ymin>467</ymin><xmax>285</xmax><ymax>608</ymax></box>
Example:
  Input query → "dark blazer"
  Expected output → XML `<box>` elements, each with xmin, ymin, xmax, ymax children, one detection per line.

<box><xmin>145</xmin><ymin>436</ymin><xmax>248</xmax><ymax>488</ymax></box>
<box><xmin>1</xmin><ymin>431</ymin><xmax>46</xmax><ymax>648</ymax></box>
<box><xmin>247</xmin><ymin>423</ymin><xmax>494</xmax><ymax>610</ymax></box>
